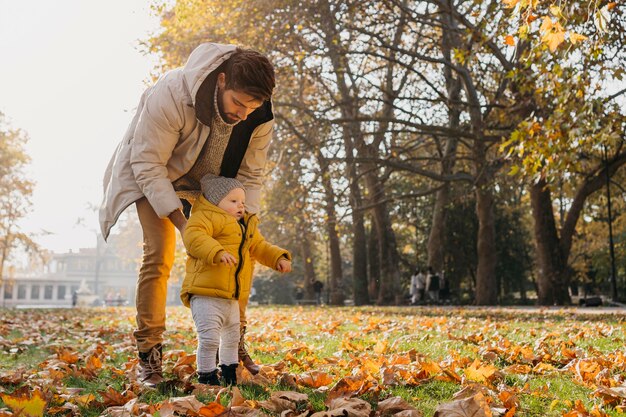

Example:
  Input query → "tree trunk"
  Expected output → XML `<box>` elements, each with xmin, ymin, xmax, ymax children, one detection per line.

<box><xmin>474</xmin><ymin>179</ymin><xmax>498</xmax><ymax>304</ymax></box>
<box><xmin>299</xmin><ymin>223</ymin><xmax>318</xmax><ymax>300</ymax></box>
<box><xmin>529</xmin><ymin>179</ymin><xmax>570</xmax><ymax>305</ymax></box>
<box><xmin>350</xmin><ymin>196</ymin><xmax>368</xmax><ymax>306</ymax></box>
<box><xmin>428</xmin><ymin>0</ymin><xmax>462</xmax><ymax>273</ymax></box>
<box><xmin>367</xmin><ymin>225</ymin><xmax>379</xmax><ymax>302</ymax></box>
<box><xmin>319</xmin><ymin>162</ymin><xmax>347</xmax><ymax>305</ymax></box>
<box><xmin>366</xmin><ymin>173</ymin><xmax>402</xmax><ymax>305</ymax></box>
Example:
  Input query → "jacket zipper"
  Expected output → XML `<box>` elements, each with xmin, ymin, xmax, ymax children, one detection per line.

<box><xmin>233</xmin><ymin>221</ymin><xmax>246</xmax><ymax>299</ymax></box>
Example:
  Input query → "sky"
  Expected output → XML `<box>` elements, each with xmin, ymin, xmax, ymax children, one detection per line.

<box><xmin>0</xmin><ymin>0</ymin><xmax>161</xmax><ymax>254</ymax></box>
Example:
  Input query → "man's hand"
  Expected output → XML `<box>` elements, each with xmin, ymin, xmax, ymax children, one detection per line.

<box><xmin>220</xmin><ymin>252</ymin><xmax>237</xmax><ymax>267</ymax></box>
<box><xmin>168</xmin><ymin>208</ymin><xmax>187</xmax><ymax>234</ymax></box>
<box><xmin>277</xmin><ymin>258</ymin><xmax>292</xmax><ymax>273</ymax></box>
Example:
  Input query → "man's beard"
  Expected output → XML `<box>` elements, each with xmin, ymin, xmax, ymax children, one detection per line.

<box><xmin>217</xmin><ymin>88</ymin><xmax>240</xmax><ymax>125</ymax></box>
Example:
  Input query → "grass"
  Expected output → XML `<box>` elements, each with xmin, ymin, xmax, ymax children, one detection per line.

<box><xmin>1</xmin><ymin>305</ymin><xmax>626</xmax><ymax>416</ymax></box>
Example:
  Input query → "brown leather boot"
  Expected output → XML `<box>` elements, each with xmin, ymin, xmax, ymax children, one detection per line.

<box><xmin>238</xmin><ymin>326</ymin><xmax>260</xmax><ymax>375</ymax></box>
<box><xmin>137</xmin><ymin>344</ymin><xmax>164</xmax><ymax>388</ymax></box>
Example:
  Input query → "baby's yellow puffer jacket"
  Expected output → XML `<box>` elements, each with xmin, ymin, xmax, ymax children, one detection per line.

<box><xmin>180</xmin><ymin>195</ymin><xmax>291</xmax><ymax>307</ymax></box>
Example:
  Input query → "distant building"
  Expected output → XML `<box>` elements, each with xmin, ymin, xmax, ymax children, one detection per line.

<box><xmin>1</xmin><ymin>244</ymin><xmax>183</xmax><ymax>308</ymax></box>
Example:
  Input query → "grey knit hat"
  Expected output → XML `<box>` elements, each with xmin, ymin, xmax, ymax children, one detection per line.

<box><xmin>200</xmin><ymin>174</ymin><xmax>245</xmax><ymax>206</ymax></box>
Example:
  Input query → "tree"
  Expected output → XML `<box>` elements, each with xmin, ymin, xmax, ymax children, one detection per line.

<box><xmin>0</xmin><ymin>113</ymin><xmax>37</xmax><ymax>288</ymax></box>
<box><xmin>500</xmin><ymin>1</ymin><xmax>626</xmax><ymax>304</ymax></box>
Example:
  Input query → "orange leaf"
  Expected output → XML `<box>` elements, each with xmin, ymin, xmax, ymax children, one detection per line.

<box><xmin>503</xmin><ymin>0</ymin><xmax>520</xmax><ymax>8</ymax></box>
<box><xmin>532</xmin><ymin>362</ymin><xmax>556</xmax><ymax>374</ymax></box>
<box><xmin>0</xmin><ymin>389</ymin><xmax>47</xmax><ymax>417</ymax></box>
<box><xmin>198</xmin><ymin>402</ymin><xmax>228</xmax><ymax>416</ymax></box>
<box><xmin>504</xmin><ymin>35</ymin><xmax>516</xmax><ymax>46</ymax></box>
<box><xmin>57</xmin><ymin>349</ymin><xmax>79</xmax><ymax>364</ymax></box>
<box><xmin>464</xmin><ymin>359</ymin><xmax>497</xmax><ymax>383</ymax></box>
<box><xmin>297</xmin><ymin>370</ymin><xmax>334</xmax><ymax>388</ymax></box>
<box><xmin>421</xmin><ymin>360</ymin><xmax>442</xmax><ymax>376</ymax></box>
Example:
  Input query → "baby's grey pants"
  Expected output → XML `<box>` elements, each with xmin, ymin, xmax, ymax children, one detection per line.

<box><xmin>190</xmin><ymin>295</ymin><xmax>240</xmax><ymax>373</ymax></box>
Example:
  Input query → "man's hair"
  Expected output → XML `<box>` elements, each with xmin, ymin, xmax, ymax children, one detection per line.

<box><xmin>223</xmin><ymin>48</ymin><xmax>275</xmax><ymax>101</ymax></box>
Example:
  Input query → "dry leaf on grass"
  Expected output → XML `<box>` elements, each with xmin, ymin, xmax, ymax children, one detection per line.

<box><xmin>434</xmin><ymin>392</ymin><xmax>492</xmax><ymax>417</ymax></box>
<box><xmin>259</xmin><ymin>391</ymin><xmax>309</xmax><ymax>413</ymax></box>
<box><xmin>393</xmin><ymin>411</ymin><xmax>423</xmax><ymax>417</ymax></box>
<box><xmin>0</xmin><ymin>387</ymin><xmax>47</xmax><ymax>417</ymax></box>
<box><xmin>168</xmin><ymin>395</ymin><xmax>206</xmax><ymax>414</ymax></box>
<box><xmin>327</xmin><ymin>397</ymin><xmax>371</xmax><ymax>416</ymax></box>
<box><xmin>594</xmin><ymin>385</ymin><xmax>626</xmax><ymax>405</ymax></box>
<box><xmin>377</xmin><ymin>396</ymin><xmax>421</xmax><ymax>416</ymax></box>
<box><xmin>298</xmin><ymin>371</ymin><xmax>334</xmax><ymax>388</ymax></box>
<box><xmin>230</xmin><ymin>405</ymin><xmax>270</xmax><ymax>416</ymax></box>
<box><xmin>198</xmin><ymin>401</ymin><xmax>229</xmax><ymax>416</ymax></box>
<box><xmin>327</xmin><ymin>375</ymin><xmax>377</xmax><ymax>402</ymax></box>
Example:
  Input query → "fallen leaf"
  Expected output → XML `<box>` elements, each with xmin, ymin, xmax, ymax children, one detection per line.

<box><xmin>0</xmin><ymin>388</ymin><xmax>47</xmax><ymax>417</ymax></box>
<box><xmin>377</xmin><ymin>396</ymin><xmax>421</xmax><ymax>416</ymax></box>
<box><xmin>259</xmin><ymin>391</ymin><xmax>309</xmax><ymax>413</ymax></box>
<box><xmin>231</xmin><ymin>386</ymin><xmax>246</xmax><ymax>407</ymax></box>
<box><xmin>198</xmin><ymin>402</ymin><xmax>229</xmax><ymax>416</ymax></box>
<box><xmin>298</xmin><ymin>371</ymin><xmax>334</xmax><ymax>388</ymax></box>
<box><xmin>464</xmin><ymin>359</ymin><xmax>498</xmax><ymax>383</ymax></box>
<box><xmin>327</xmin><ymin>397</ymin><xmax>371</xmax><ymax>416</ymax></box>
<box><xmin>594</xmin><ymin>386</ymin><xmax>626</xmax><ymax>405</ymax></box>
<box><xmin>168</xmin><ymin>395</ymin><xmax>205</xmax><ymax>414</ymax></box>
<box><xmin>434</xmin><ymin>392</ymin><xmax>492</xmax><ymax>417</ymax></box>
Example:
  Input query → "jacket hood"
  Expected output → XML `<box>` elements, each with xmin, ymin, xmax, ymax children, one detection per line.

<box><xmin>183</xmin><ymin>43</ymin><xmax>238</xmax><ymax>105</ymax></box>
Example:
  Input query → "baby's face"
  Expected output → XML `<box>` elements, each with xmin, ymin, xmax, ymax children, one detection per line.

<box><xmin>218</xmin><ymin>188</ymin><xmax>246</xmax><ymax>219</ymax></box>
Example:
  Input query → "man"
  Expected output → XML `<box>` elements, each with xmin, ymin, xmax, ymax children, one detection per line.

<box><xmin>99</xmin><ymin>43</ymin><xmax>275</xmax><ymax>387</ymax></box>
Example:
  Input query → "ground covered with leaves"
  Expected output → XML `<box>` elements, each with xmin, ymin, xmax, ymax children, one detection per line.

<box><xmin>1</xmin><ymin>306</ymin><xmax>626</xmax><ymax>416</ymax></box>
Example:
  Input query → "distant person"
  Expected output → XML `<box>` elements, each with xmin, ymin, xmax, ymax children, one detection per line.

<box><xmin>295</xmin><ymin>287</ymin><xmax>304</xmax><ymax>302</ymax></box>
<box><xmin>410</xmin><ymin>269</ymin><xmax>426</xmax><ymax>305</ymax></box>
<box><xmin>426</xmin><ymin>266</ymin><xmax>440</xmax><ymax>304</ymax></box>
<box><xmin>180</xmin><ymin>175</ymin><xmax>291</xmax><ymax>385</ymax></box>
<box><xmin>98</xmin><ymin>43</ymin><xmax>277</xmax><ymax>387</ymax></box>
<box><xmin>439</xmin><ymin>271</ymin><xmax>450</xmax><ymax>303</ymax></box>
<box><xmin>313</xmin><ymin>280</ymin><xmax>324</xmax><ymax>305</ymax></box>
<box><xmin>72</xmin><ymin>291</ymin><xmax>78</xmax><ymax>307</ymax></box>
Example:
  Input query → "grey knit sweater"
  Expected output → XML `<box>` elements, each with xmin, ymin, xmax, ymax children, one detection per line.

<box><xmin>173</xmin><ymin>83</ymin><xmax>236</xmax><ymax>202</ymax></box>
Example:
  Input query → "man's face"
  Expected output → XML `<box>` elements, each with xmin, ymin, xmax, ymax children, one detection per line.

<box><xmin>217</xmin><ymin>73</ymin><xmax>264</xmax><ymax>124</ymax></box>
<box><xmin>217</xmin><ymin>187</ymin><xmax>246</xmax><ymax>219</ymax></box>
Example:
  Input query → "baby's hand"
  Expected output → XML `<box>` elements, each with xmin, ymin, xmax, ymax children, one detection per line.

<box><xmin>277</xmin><ymin>258</ymin><xmax>292</xmax><ymax>273</ymax></box>
<box><xmin>220</xmin><ymin>252</ymin><xmax>237</xmax><ymax>266</ymax></box>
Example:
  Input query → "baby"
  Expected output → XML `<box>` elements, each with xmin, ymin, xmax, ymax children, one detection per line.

<box><xmin>180</xmin><ymin>174</ymin><xmax>291</xmax><ymax>385</ymax></box>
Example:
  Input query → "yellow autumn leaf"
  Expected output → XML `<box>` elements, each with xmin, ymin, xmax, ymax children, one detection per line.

<box><xmin>540</xmin><ymin>16</ymin><xmax>553</xmax><ymax>33</ymax></box>
<box><xmin>374</xmin><ymin>339</ymin><xmax>388</xmax><ymax>354</ymax></box>
<box><xmin>0</xmin><ymin>389</ymin><xmax>46</xmax><ymax>417</ymax></box>
<box><xmin>503</xmin><ymin>0</ymin><xmax>520</xmax><ymax>8</ymax></box>
<box><xmin>532</xmin><ymin>362</ymin><xmax>557</xmax><ymax>374</ymax></box>
<box><xmin>464</xmin><ymin>359</ymin><xmax>498</xmax><ymax>382</ymax></box>
<box><xmin>542</xmin><ymin>30</ymin><xmax>565</xmax><ymax>52</ymax></box>
<box><xmin>549</xmin><ymin>5</ymin><xmax>561</xmax><ymax>16</ymax></box>
<box><xmin>569</xmin><ymin>32</ymin><xmax>588</xmax><ymax>45</ymax></box>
